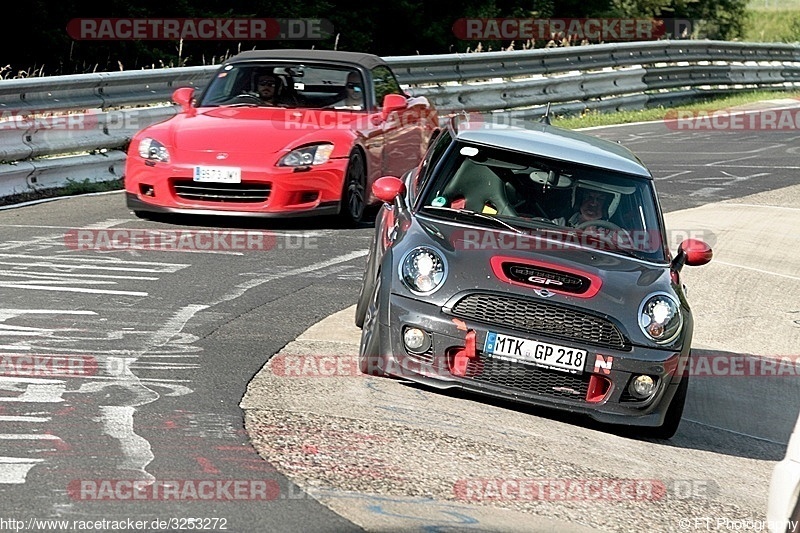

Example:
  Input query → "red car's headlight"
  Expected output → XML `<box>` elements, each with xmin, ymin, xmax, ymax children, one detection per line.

<box><xmin>278</xmin><ymin>144</ymin><xmax>334</xmax><ymax>167</ymax></box>
<box><xmin>137</xmin><ymin>138</ymin><xmax>170</xmax><ymax>163</ymax></box>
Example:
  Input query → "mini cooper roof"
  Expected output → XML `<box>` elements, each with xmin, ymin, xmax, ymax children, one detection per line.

<box><xmin>222</xmin><ymin>49</ymin><xmax>388</xmax><ymax>70</ymax></box>
<box><xmin>454</xmin><ymin>121</ymin><xmax>652</xmax><ymax>178</ymax></box>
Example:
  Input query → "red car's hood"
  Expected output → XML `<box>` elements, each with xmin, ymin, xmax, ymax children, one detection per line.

<box><xmin>167</xmin><ymin>107</ymin><xmax>364</xmax><ymax>154</ymax></box>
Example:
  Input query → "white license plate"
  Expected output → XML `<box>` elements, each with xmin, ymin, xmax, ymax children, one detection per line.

<box><xmin>484</xmin><ymin>332</ymin><xmax>586</xmax><ymax>374</ymax></box>
<box><xmin>193</xmin><ymin>166</ymin><xmax>241</xmax><ymax>183</ymax></box>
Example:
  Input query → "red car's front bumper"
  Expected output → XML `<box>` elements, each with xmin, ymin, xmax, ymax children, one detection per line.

<box><xmin>124</xmin><ymin>158</ymin><xmax>349</xmax><ymax>217</ymax></box>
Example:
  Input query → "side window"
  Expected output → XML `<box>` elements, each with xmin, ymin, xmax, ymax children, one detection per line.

<box><xmin>371</xmin><ymin>66</ymin><xmax>403</xmax><ymax>106</ymax></box>
<box><xmin>410</xmin><ymin>131</ymin><xmax>452</xmax><ymax>204</ymax></box>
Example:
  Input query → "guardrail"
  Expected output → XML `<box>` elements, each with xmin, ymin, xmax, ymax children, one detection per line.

<box><xmin>0</xmin><ymin>40</ymin><xmax>798</xmax><ymax>200</ymax></box>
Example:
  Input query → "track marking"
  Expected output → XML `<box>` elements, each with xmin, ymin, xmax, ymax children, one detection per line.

<box><xmin>712</xmin><ymin>260</ymin><xmax>800</xmax><ymax>282</ymax></box>
<box><xmin>0</xmin><ymin>283</ymin><xmax>148</xmax><ymax>296</ymax></box>
<box><xmin>211</xmin><ymin>250</ymin><xmax>369</xmax><ymax>306</ymax></box>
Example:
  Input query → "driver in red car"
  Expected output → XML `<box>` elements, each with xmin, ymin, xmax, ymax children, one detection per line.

<box><xmin>255</xmin><ymin>73</ymin><xmax>280</xmax><ymax>105</ymax></box>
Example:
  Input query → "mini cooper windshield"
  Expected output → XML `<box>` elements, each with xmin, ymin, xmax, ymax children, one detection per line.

<box><xmin>419</xmin><ymin>142</ymin><xmax>667</xmax><ymax>263</ymax></box>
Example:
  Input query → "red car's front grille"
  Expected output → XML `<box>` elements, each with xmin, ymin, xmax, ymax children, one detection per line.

<box><xmin>172</xmin><ymin>180</ymin><xmax>271</xmax><ymax>203</ymax></box>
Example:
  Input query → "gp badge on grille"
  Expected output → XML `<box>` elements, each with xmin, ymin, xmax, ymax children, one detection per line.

<box><xmin>504</xmin><ymin>263</ymin><xmax>590</xmax><ymax>295</ymax></box>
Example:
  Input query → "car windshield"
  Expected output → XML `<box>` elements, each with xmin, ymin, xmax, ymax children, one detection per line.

<box><xmin>419</xmin><ymin>142</ymin><xmax>667</xmax><ymax>262</ymax></box>
<box><xmin>198</xmin><ymin>63</ymin><xmax>366</xmax><ymax>110</ymax></box>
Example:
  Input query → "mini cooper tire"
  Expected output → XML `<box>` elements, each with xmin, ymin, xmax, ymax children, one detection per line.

<box><xmin>641</xmin><ymin>372</ymin><xmax>689</xmax><ymax>440</ymax></box>
<box><xmin>358</xmin><ymin>274</ymin><xmax>384</xmax><ymax>376</ymax></box>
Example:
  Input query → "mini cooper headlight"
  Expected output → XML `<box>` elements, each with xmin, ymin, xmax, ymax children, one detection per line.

<box><xmin>399</xmin><ymin>247</ymin><xmax>447</xmax><ymax>295</ymax></box>
<box><xmin>278</xmin><ymin>144</ymin><xmax>334</xmax><ymax>167</ymax></box>
<box><xmin>138</xmin><ymin>138</ymin><xmax>170</xmax><ymax>162</ymax></box>
<box><xmin>638</xmin><ymin>293</ymin><xmax>682</xmax><ymax>344</ymax></box>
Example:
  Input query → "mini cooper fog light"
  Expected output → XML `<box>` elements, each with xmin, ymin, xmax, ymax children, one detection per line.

<box><xmin>629</xmin><ymin>375</ymin><xmax>657</xmax><ymax>399</ymax></box>
<box><xmin>403</xmin><ymin>327</ymin><xmax>431</xmax><ymax>354</ymax></box>
<box><xmin>399</xmin><ymin>247</ymin><xmax>447</xmax><ymax>295</ymax></box>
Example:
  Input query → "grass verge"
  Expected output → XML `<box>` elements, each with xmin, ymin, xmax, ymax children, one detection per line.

<box><xmin>744</xmin><ymin>9</ymin><xmax>800</xmax><ymax>42</ymax></box>
<box><xmin>551</xmin><ymin>90</ymin><xmax>800</xmax><ymax>129</ymax></box>
<box><xmin>0</xmin><ymin>178</ymin><xmax>123</xmax><ymax>208</ymax></box>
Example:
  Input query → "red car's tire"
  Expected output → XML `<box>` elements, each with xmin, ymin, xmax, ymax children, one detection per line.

<box><xmin>340</xmin><ymin>150</ymin><xmax>367</xmax><ymax>225</ymax></box>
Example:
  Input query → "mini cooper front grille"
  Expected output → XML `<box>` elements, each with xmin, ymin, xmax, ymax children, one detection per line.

<box><xmin>503</xmin><ymin>263</ymin><xmax>590</xmax><ymax>294</ymax></box>
<box><xmin>172</xmin><ymin>180</ymin><xmax>271</xmax><ymax>203</ymax></box>
<box><xmin>462</xmin><ymin>354</ymin><xmax>591</xmax><ymax>400</ymax></box>
<box><xmin>449</xmin><ymin>293</ymin><xmax>628</xmax><ymax>350</ymax></box>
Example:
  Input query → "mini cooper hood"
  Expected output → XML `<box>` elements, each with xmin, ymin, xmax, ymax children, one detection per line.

<box><xmin>167</xmin><ymin>107</ymin><xmax>359</xmax><ymax>153</ymax></box>
<box><xmin>411</xmin><ymin>216</ymin><xmax>674</xmax><ymax>306</ymax></box>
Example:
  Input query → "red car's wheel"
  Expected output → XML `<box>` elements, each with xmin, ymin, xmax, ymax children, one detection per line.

<box><xmin>340</xmin><ymin>150</ymin><xmax>366</xmax><ymax>225</ymax></box>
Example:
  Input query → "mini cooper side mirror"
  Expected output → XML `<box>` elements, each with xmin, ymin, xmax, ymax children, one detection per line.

<box><xmin>172</xmin><ymin>87</ymin><xmax>196</xmax><ymax>115</ymax></box>
<box><xmin>673</xmin><ymin>238</ymin><xmax>713</xmax><ymax>271</ymax></box>
<box><xmin>372</xmin><ymin>176</ymin><xmax>406</xmax><ymax>204</ymax></box>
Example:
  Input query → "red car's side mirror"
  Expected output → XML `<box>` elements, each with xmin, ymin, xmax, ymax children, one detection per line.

<box><xmin>172</xmin><ymin>87</ymin><xmax>196</xmax><ymax>114</ymax></box>
<box><xmin>381</xmin><ymin>94</ymin><xmax>408</xmax><ymax>120</ymax></box>
<box><xmin>372</xmin><ymin>176</ymin><xmax>406</xmax><ymax>203</ymax></box>
<box><xmin>673</xmin><ymin>238</ymin><xmax>713</xmax><ymax>271</ymax></box>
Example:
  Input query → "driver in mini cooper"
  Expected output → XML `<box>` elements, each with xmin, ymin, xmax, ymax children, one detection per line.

<box><xmin>554</xmin><ymin>188</ymin><xmax>613</xmax><ymax>227</ymax></box>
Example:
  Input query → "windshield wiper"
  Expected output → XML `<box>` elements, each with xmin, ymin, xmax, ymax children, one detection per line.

<box><xmin>421</xmin><ymin>206</ymin><xmax>524</xmax><ymax>234</ymax></box>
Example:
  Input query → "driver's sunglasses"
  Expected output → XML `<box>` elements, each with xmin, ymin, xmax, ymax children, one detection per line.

<box><xmin>258</xmin><ymin>80</ymin><xmax>277</xmax><ymax>87</ymax></box>
<box><xmin>345</xmin><ymin>82</ymin><xmax>362</xmax><ymax>91</ymax></box>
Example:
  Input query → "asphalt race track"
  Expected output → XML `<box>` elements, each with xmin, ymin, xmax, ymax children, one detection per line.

<box><xmin>0</xmin><ymin>105</ymin><xmax>798</xmax><ymax>532</ymax></box>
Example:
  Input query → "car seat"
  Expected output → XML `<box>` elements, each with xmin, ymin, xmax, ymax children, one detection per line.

<box><xmin>441</xmin><ymin>159</ymin><xmax>517</xmax><ymax>216</ymax></box>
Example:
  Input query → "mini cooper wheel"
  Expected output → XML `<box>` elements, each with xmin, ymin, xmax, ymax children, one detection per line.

<box><xmin>358</xmin><ymin>274</ymin><xmax>384</xmax><ymax>376</ymax></box>
<box><xmin>641</xmin><ymin>372</ymin><xmax>689</xmax><ymax>440</ymax></box>
<box><xmin>354</xmin><ymin>258</ymin><xmax>373</xmax><ymax>329</ymax></box>
<box><xmin>340</xmin><ymin>150</ymin><xmax>367</xmax><ymax>225</ymax></box>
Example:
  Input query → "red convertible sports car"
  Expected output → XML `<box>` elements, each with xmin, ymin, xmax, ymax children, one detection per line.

<box><xmin>124</xmin><ymin>50</ymin><xmax>439</xmax><ymax>223</ymax></box>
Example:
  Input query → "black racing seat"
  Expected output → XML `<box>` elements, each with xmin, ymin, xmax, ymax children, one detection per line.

<box><xmin>441</xmin><ymin>159</ymin><xmax>516</xmax><ymax>216</ymax></box>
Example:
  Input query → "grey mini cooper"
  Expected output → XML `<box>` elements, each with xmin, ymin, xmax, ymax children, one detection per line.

<box><xmin>355</xmin><ymin>117</ymin><xmax>712</xmax><ymax>439</ymax></box>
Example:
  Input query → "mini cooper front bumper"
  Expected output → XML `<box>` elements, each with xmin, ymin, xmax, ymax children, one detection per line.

<box><xmin>371</xmin><ymin>292</ymin><xmax>688</xmax><ymax>427</ymax></box>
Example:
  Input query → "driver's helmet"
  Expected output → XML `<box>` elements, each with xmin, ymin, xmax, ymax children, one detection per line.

<box><xmin>571</xmin><ymin>180</ymin><xmax>622</xmax><ymax>219</ymax></box>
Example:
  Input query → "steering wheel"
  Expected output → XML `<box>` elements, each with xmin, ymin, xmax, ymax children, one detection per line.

<box><xmin>575</xmin><ymin>219</ymin><xmax>622</xmax><ymax>231</ymax></box>
<box><xmin>230</xmin><ymin>93</ymin><xmax>263</xmax><ymax>104</ymax></box>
